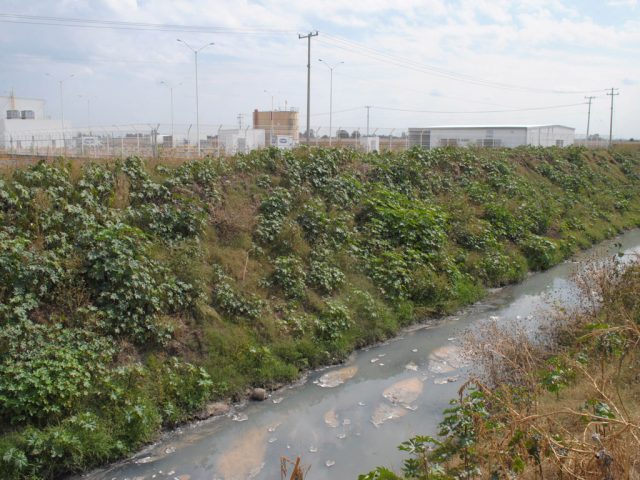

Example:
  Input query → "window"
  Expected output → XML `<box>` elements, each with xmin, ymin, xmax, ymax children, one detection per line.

<box><xmin>556</xmin><ymin>140</ymin><xmax>564</xmax><ymax>147</ymax></box>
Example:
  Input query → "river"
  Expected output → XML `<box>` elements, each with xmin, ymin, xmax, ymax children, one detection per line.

<box><xmin>80</xmin><ymin>229</ymin><xmax>640</xmax><ymax>480</ymax></box>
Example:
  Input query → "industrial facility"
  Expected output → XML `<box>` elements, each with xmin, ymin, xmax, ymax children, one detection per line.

<box><xmin>218</xmin><ymin>128</ymin><xmax>266</xmax><ymax>154</ymax></box>
<box><xmin>252</xmin><ymin>108</ymin><xmax>299</xmax><ymax>147</ymax></box>
<box><xmin>0</xmin><ymin>93</ymin><xmax>70</xmax><ymax>150</ymax></box>
<box><xmin>408</xmin><ymin>125</ymin><xmax>575</xmax><ymax>149</ymax></box>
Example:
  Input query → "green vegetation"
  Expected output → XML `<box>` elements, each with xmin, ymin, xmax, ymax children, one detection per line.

<box><xmin>1</xmin><ymin>145</ymin><xmax>640</xmax><ymax>478</ymax></box>
<box><xmin>360</xmin><ymin>255</ymin><xmax>640</xmax><ymax>480</ymax></box>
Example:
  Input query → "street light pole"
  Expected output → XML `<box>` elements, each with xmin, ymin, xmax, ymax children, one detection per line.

<box><xmin>160</xmin><ymin>81</ymin><xmax>182</xmax><ymax>148</ymax></box>
<box><xmin>264</xmin><ymin>89</ymin><xmax>275</xmax><ymax>146</ymax></box>
<box><xmin>318</xmin><ymin>59</ymin><xmax>344</xmax><ymax>147</ymax></box>
<box><xmin>177</xmin><ymin>39</ymin><xmax>214</xmax><ymax>157</ymax></box>
<box><xmin>45</xmin><ymin>73</ymin><xmax>74</xmax><ymax>150</ymax></box>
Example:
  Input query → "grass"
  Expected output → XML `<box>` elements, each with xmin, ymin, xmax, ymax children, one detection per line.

<box><xmin>2</xmin><ymin>145</ymin><xmax>640</xmax><ymax>479</ymax></box>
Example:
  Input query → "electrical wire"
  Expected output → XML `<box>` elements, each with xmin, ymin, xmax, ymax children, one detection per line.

<box><xmin>320</xmin><ymin>33</ymin><xmax>604</xmax><ymax>95</ymax></box>
<box><xmin>0</xmin><ymin>13</ymin><xmax>296</xmax><ymax>35</ymax></box>
<box><xmin>310</xmin><ymin>102</ymin><xmax>587</xmax><ymax>116</ymax></box>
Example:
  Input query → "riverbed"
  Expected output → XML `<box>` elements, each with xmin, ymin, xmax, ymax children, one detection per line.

<box><xmin>80</xmin><ymin>230</ymin><xmax>640</xmax><ymax>480</ymax></box>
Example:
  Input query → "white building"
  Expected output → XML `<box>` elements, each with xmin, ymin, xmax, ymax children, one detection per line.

<box><xmin>408</xmin><ymin>125</ymin><xmax>575</xmax><ymax>149</ymax></box>
<box><xmin>359</xmin><ymin>136</ymin><xmax>380</xmax><ymax>152</ymax></box>
<box><xmin>0</xmin><ymin>95</ymin><xmax>71</xmax><ymax>151</ymax></box>
<box><xmin>218</xmin><ymin>128</ymin><xmax>266</xmax><ymax>154</ymax></box>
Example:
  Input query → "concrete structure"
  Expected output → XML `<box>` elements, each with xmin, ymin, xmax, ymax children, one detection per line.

<box><xmin>408</xmin><ymin>125</ymin><xmax>575</xmax><ymax>149</ymax></box>
<box><xmin>219</xmin><ymin>128</ymin><xmax>266</xmax><ymax>154</ymax></box>
<box><xmin>359</xmin><ymin>136</ymin><xmax>380</xmax><ymax>152</ymax></box>
<box><xmin>1</xmin><ymin>95</ymin><xmax>71</xmax><ymax>150</ymax></box>
<box><xmin>252</xmin><ymin>108</ymin><xmax>299</xmax><ymax>146</ymax></box>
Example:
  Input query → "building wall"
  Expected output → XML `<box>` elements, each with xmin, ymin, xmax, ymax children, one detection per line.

<box><xmin>252</xmin><ymin>109</ymin><xmax>299</xmax><ymax>145</ymax></box>
<box><xmin>409</xmin><ymin>126</ymin><xmax>575</xmax><ymax>149</ymax></box>
<box><xmin>0</xmin><ymin>96</ymin><xmax>46</xmax><ymax>119</ymax></box>
<box><xmin>0</xmin><ymin>118</ymin><xmax>71</xmax><ymax>149</ymax></box>
<box><xmin>219</xmin><ymin>128</ymin><xmax>266</xmax><ymax>154</ymax></box>
<box><xmin>429</xmin><ymin>127</ymin><xmax>528</xmax><ymax>148</ymax></box>
<box><xmin>526</xmin><ymin>126</ymin><xmax>575</xmax><ymax>147</ymax></box>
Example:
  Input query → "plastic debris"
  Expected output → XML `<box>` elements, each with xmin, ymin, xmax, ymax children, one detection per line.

<box><xmin>325</xmin><ymin>460</ymin><xmax>336</xmax><ymax>467</ymax></box>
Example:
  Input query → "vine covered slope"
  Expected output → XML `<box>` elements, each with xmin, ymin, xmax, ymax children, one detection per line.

<box><xmin>1</xmin><ymin>145</ymin><xmax>640</xmax><ymax>478</ymax></box>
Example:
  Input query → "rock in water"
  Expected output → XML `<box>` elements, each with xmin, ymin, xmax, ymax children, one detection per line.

<box><xmin>251</xmin><ymin>388</ymin><xmax>267</xmax><ymax>401</ymax></box>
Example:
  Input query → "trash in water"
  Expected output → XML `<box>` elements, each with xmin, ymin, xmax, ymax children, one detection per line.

<box><xmin>164</xmin><ymin>446</ymin><xmax>176</xmax><ymax>455</ymax></box>
<box><xmin>309</xmin><ymin>445</ymin><xmax>318</xmax><ymax>453</ymax></box>
<box><xmin>404</xmin><ymin>405</ymin><xmax>418</xmax><ymax>411</ymax></box>
<box><xmin>357</xmin><ymin>401</ymin><xmax>366</xmax><ymax>407</ymax></box>
<box><xmin>489</xmin><ymin>315</ymin><xmax>500</xmax><ymax>321</ymax></box>
<box><xmin>370</xmin><ymin>403</ymin><xmax>408</xmax><ymax>427</ymax></box>
<box><xmin>378</xmin><ymin>353</ymin><xmax>386</xmax><ymax>357</ymax></box>
<box><xmin>267</xmin><ymin>423</ymin><xmax>280</xmax><ymax>433</ymax></box>
<box><xmin>447</xmin><ymin>337</ymin><xmax>456</xmax><ymax>342</ymax></box>
<box><xmin>325</xmin><ymin>460</ymin><xmax>336</xmax><ymax>467</ymax></box>
<box><xmin>135</xmin><ymin>456</ymin><xmax>156</xmax><ymax>464</ymax></box>
<box><xmin>383</xmin><ymin>377</ymin><xmax>424</xmax><ymax>405</ymax></box>
<box><xmin>411</xmin><ymin>348</ymin><xmax>418</xmax><ymax>353</ymax></box>
<box><xmin>342</xmin><ymin>418</ymin><xmax>351</xmax><ymax>426</ymax></box>
<box><xmin>324</xmin><ymin>409</ymin><xmax>339</xmax><ymax>428</ymax></box>
<box><xmin>405</xmin><ymin>362</ymin><xmax>418</xmax><ymax>371</ymax></box>
<box><xmin>268</xmin><ymin>437</ymin><xmax>277</xmax><ymax>444</ymax></box>
<box><xmin>370</xmin><ymin>358</ymin><xmax>379</xmax><ymax>363</ymax></box>
<box><xmin>272</xmin><ymin>397</ymin><xmax>283</xmax><ymax>404</ymax></box>
<box><xmin>232</xmin><ymin>413</ymin><xmax>248</xmax><ymax>422</ymax></box>
<box><xmin>379</xmin><ymin>363</ymin><xmax>385</xmax><ymax>366</ymax></box>
<box><xmin>336</xmin><ymin>433</ymin><xmax>346</xmax><ymax>439</ymax></box>
<box><xmin>317</xmin><ymin>366</ymin><xmax>358</xmax><ymax>388</ymax></box>
<box><xmin>434</xmin><ymin>377</ymin><xmax>448</xmax><ymax>385</ymax></box>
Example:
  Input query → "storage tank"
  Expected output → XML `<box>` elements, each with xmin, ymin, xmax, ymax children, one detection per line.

<box><xmin>21</xmin><ymin>110</ymin><xmax>35</xmax><ymax>120</ymax></box>
<box><xmin>6</xmin><ymin>110</ymin><xmax>20</xmax><ymax>119</ymax></box>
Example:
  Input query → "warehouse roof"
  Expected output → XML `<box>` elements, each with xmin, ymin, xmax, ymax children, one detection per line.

<box><xmin>410</xmin><ymin>125</ymin><xmax>574</xmax><ymax>130</ymax></box>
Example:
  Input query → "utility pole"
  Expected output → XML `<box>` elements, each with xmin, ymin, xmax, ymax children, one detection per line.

<box><xmin>298</xmin><ymin>31</ymin><xmax>318</xmax><ymax>145</ymax></box>
<box><xmin>584</xmin><ymin>95</ymin><xmax>595</xmax><ymax>143</ymax></box>
<box><xmin>318</xmin><ymin>59</ymin><xmax>344</xmax><ymax>147</ymax></box>
<box><xmin>45</xmin><ymin>73</ymin><xmax>74</xmax><ymax>150</ymax></box>
<box><xmin>237</xmin><ymin>113</ymin><xmax>244</xmax><ymax>129</ymax></box>
<box><xmin>177</xmin><ymin>39</ymin><xmax>215</xmax><ymax>157</ymax></box>
<box><xmin>365</xmin><ymin>106</ymin><xmax>371</xmax><ymax>137</ymax></box>
<box><xmin>160</xmin><ymin>81</ymin><xmax>181</xmax><ymax>148</ymax></box>
<box><xmin>606</xmin><ymin>87</ymin><xmax>619</xmax><ymax>148</ymax></box>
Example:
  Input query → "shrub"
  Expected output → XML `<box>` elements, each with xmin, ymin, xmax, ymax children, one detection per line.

<box><xmin>0</xmin><ymin>322</ymin><xmax>115</xmax><ymax>425</ymax></box>
<box><xmin>270</xmin><ymin>255</ymin><xmax>307</xmax><ymax>299</ymax></box>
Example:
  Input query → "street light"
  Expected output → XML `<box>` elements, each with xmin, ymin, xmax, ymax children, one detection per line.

<box><xmin>318</xmin><ymin>59</ymin><xmax>344</xmax><ymax>147</ymax></box>
<box><xmin>160</xmin><ymin>80</ymin><xmax>182</xmax><ymax>148</ymax></box>
<box><xmin>45</xmin><ymin>73</ymin><xmax>75</xmax><ymax>148</ymax></box>
<box><xmin>76</xmin><ymin>94</ymin><xmax>96</xmax><ymax>131</ymax></box>
<box><xmin>177</xmin><ymin>39</ymin><xmax>214</xmax><ymax>157</ymax></box>
<box><xmin>263</xmin><ymin>89</ymin><xmax>279</xmax><ymax>146</ymax></box>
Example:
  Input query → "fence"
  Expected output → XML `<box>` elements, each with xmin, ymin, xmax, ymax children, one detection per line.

<box><xmin>0</xmin><ymin>123</ymin><xmax>624</xmax><ymax>160</ymax></box>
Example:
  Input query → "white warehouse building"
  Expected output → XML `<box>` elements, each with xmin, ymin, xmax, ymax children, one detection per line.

<box><xmin>408</xmin><ymin>125</ymin><xmax>575</xmax><ymax>149</ymax></box>
<box><xmin>218</xmin><ymin>128</ymin><xmax>266</xmax><ymax>154</ymax></box>
<box><xmin>1</xmin><ymin>94</ymin><xmax>71</xmax><ymax>151</ymax></box>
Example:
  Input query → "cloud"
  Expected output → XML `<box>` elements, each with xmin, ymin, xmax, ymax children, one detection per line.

<box><xmin>606</xmin><ymin>0</ymin><xmax>637</xmax><ymax>6</ymax></box>
<box><xmin>0</xmin><ymin>0</ymin><xmax>638</xmax><ymax>137</ymax></box>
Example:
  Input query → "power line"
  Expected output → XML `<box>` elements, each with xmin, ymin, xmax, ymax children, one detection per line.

<box><xmin>319</xmin><ymin>33</ymin><xmax>604</xmax><ymax>95</ymax></box>
<box><xmin>316</xmin><ymin>102</ymin><xmax>586</xmax><ymax>116</ymax></box>
<box><xmin>0</xmin><ymin>13</ymin><xmax>295</xmax><ymax>35</ymax></box>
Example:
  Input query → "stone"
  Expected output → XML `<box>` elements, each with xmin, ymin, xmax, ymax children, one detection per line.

<box><xmin>196</xmin><ymin>401</ymin><xmax>230</xmax><ymax>420</ymax></box>
<box><xmin>251</xmin><ymin>387</ymin><xmax>268</xmax><ymax>401</ymax></box>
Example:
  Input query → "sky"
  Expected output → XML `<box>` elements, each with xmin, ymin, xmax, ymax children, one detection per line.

<box><xmin>0</xmin><ymin>0</ymin><xmax>639</xmax><ymax>138</ymax></box>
